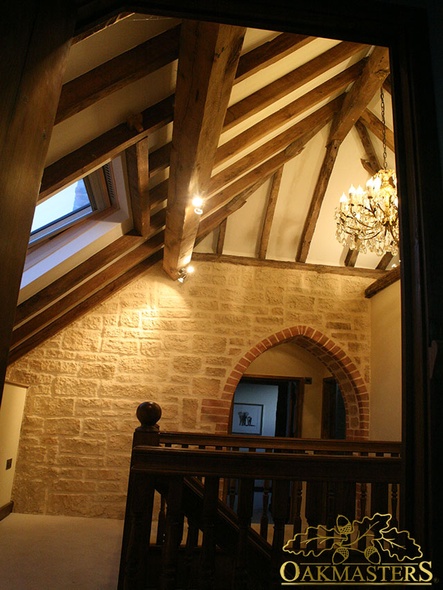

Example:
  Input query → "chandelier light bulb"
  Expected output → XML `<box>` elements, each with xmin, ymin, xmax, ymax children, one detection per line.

<box><xmin>335</xmin><ymin>168</ymin><xmax>399</xmax><ymax>256</ymax></box>
<box><xmin>335</xmin><ymin>83</ymin><xmax>398</xmax><ymax>257</ymax></box>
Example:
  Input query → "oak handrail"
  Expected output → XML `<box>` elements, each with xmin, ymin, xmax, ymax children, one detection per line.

<box><xmin>158</xmin><ymin>431</ymin><xmax>401</xmax><ymax>455</ymax></box>
<box><xmin>131</xmin><ymin>445</ymin><xmax>401</xmax><ymax>482</ymax></box>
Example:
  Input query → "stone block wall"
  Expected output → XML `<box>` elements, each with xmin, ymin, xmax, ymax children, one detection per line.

<box><xmin>6</xmin><ymin>260</ymin><xmax>373</xmax><ymax>519</ymax></box>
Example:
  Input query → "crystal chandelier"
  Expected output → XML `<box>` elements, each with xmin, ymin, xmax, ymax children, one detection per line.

<box><xmin>335</xmin><ymin>88</ymin><xmax>399</xmax><ymax>256</ymax></box>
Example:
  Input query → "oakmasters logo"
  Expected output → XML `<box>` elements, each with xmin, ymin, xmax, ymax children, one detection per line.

<box><xmin>280</xmin><ymin>513</ymin><xmax>433</xmax><ymax>586</ymax></box>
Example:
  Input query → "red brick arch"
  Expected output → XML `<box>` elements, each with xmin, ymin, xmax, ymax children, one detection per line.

<box><xmin>211</xmin><ymin>326</ymin><xmax>369</xmax><ymax>439</ymax></box>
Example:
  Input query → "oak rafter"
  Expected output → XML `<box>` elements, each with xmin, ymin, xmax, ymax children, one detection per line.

<box><xmin>297</xmin><ymin>46</ymin><xmax>390</xmax><ymax>263</ymax></box>
<box><xmin>163</xmin><ymin>21</ymin><xmax>246</xmax><ymax>279</ymax></box>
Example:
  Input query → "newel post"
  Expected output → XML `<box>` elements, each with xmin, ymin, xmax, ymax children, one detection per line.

<box><xmin>133</xmin><ymin>401</ymin><xmax>162</xmax><ymax>447</ymax></box>
<box><xmin>118</xmin><ymin>401</ymin><xmax>163</xmax><ymax>590</ymax></box>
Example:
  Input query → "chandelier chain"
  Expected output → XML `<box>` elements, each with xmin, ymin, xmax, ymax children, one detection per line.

<box><xmin>334</xmin><ymin>83</ymin><xmax>399</xmax><ymax>257</ymax></box>
<box><xmin>380</xmin><ymin>87</ymin><xmax>388</xmax><ymax>170</ymax></box>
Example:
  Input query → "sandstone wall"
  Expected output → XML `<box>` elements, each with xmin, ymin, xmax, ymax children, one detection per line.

<box><xmin>6</xmin><ymin>260</ymin><xmax>373</xmax><ymax>518</ymax></box>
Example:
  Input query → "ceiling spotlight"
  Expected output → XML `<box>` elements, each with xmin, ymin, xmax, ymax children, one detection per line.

<box><xmin>177</xmin><ymin>265</ymin><xmax>195</xmax><ymax>283</ymax></box>
<box><xmin>192</xmin><ymin>196</ymin><xmax>204</xmax><ymax>215</ymax></box>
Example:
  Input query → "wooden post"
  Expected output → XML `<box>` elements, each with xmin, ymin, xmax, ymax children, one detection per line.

<box><xmin>0</xmin><ymin>1</ymin><xmax>75</xmax><ymax>399</ymax></box>
<box><xmin>133</xmin><ymin>401</ymin><xmax>162</xmax><ymax>447</ymax></box>
<box><xmin>118</xmin><ymin>402</ymin><xmax>162</xmax><ymax>590</ymax></box>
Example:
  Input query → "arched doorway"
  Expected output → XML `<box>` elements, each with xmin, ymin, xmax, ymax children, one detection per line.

<box><xmin>223</xmin><ymin>325</ymin><xmax>369</xmax><ymax>440</ymax></box>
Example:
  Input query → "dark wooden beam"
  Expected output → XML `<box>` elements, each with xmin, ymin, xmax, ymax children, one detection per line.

<box><xmin>258</xmin><ymin>167</ymin><xmax>283</xmax><ymax>259</ymax></box>
<box><xmin>235</xmin><ymin>32</ymin><xmax>314</xmax><ymax>83</ymax></box>
<box><xmin>148</xmin><ymin>49</ymin><xmax>364</xmax><ymax>178</ymax></box>
<box><xmin>297</xmin><ymin>47</ymin><xmax>390</xmax><ymax>263</ymax></box>
<box><xmin>208</xmin><ymin>97</ymin><xmax>342</xmax><ymax>200</ymax></box>
<box><xmin>192</xmin><ymin>253</ymin><xmax>385</xmax><ymax>279</ymax></box>
<box><xmin>9</xmin><ymin>250</ymin><xmax>163</xmax><ymax>365</ymax></box>
<box><xmin>223</xmin><ymin>41</ymin><xmax>367</xmax><ymax>131</ymax></box>
<box><xmin>10</xmin><ymin>234</ymin><xmax>164</xmax><ymax>354</ymax></box>
<box><xmin>206</xmin><ymin>99</ymin><xmax>339</xmax><ymax>218</ymax></box>
<box><xmin>364</xmin><ymin>265</ymin><xmax>401</xmax><ymax>298</ymax></box>
<box><xmin>14</xmin><ymin>234</ymin><xmax>147</xmax><ymax>327</ymax></box>
<box><xmin>328</xmin><ymin>46</ymin><xmax>390</xmax><ymax>143</ymax></box>
<box><xmin>296</xmin><ymin>139</ymin><xmax>341</xmax><ymax>262</ymax></box>
<box><xmin>0</xmin><ymin>1</ymin><xmax>75</xmax><ymax>394</ymax></box>
<box><xmin>55</xmin><ymin>25</ymin><xmax>181</xmax><ymax>124</ymax></box>
<box><xmin>216</xmin><ymin>60</ymin><xmax>364</xmax><ymax>169</ymax></box>
<box><xmin>216</xmin><ymin>219</ymin><xmax>227</xmax><ymax>255</ymax></box>
<box><xmin>376</xmin><ymin>252</ymin><xmax>394</xmax><ymax>270</ymax></box>
<box><xmin>40</xmin><ymin>95</ymin><xmax>174</xmax><ymax>201</ymax></box>
<box><xmin>126</xmin><ymin>138</ymin><xmax>151</xmax><ymax>237</ymax></box>
<box><xmin>197</xmin><ymin>177</ymin><xmax>271</xmax><ymax>241</ymax></box>
<box><xmin>163</xmin><ymin>21</ymin><xmax>246</xmax><ymax>279</ymax></box>
<box><xmin>359</xmin><ymin>109</ymin><xmax>395</xmax><ymax>153</ymax></box>
<box><xmin>355</xmin><ymin>119</ymin><xmax>381</xmax><ymax>176</ymax></box>
<box><xmin>344</xmin><ymin>246</ymin><xmax>360</xmax><ymax>267</ymax></box>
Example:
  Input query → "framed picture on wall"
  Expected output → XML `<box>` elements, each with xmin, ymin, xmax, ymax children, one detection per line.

<box><xmin>232</xmin><ymin>403</ymin><xmax>263</xmax><ymax>435</ymax></box>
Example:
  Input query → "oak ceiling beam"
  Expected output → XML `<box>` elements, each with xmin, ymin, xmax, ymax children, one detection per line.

<box><xmin>344</xmin><ymin>246</ymin><xmax>360</xmax><ymax>267</ymax></box>
<box><xmin>126</xmin><ymin>138</ymin><xmax>151</xmax><ymax>237</ymax></box>
<box><xmin>235</xmin><ymin>33</ymin><xmax>314</xmax><ymax>83</ymax></box>
<box><xmin>359</xmin><ymin>108</ymin><xmax>395</xmax><ymax>153</ymax></box>
<box><xmin>223</xmin><ymin>41</ymin><xmax>367</xmax><ymax>132</ymax></box>
<box><xmin>297</xmin><ymin>47</ymin><xmax>390</xmax><ymax>263</ymax></box>
<box><xmin>10</xmin><ymin>233</ymin><xmax>164</xmax><ymax>352</ymax></box>
<box><xmin>150</xmin><ymin>99</ymin><xmax>341</xmax><ymax>208</ymax></box>
<box><xmin>258</xmin><ymin>167</ymin><xmax>284</xmax><ymax>260</ymax></box>
<box><xmin>40</xmin><ymin>95</ymin><xmax>174</xmax><ymax>200</ymax></box>
<box><xmin>355</xmin><ymin>119</ymin><xmax>381</xmax><ymax>176</ymax></box>
<box><xmin>192</xmin><ymin>253</ymin><xmax>385</xmax><ymax>279</ymax></box>
<box><xmin>0</xmin><ymin>1</ymin><xmax>75</xmax><ymax>394</ymax></box>
<box><xmin>206</xmin><ymin>99</ymin><xmax>339</xmax><ymax>217</ymax></box>
<box><xmin>55</xmin><ymin>25</ymin><xmax>181</xmax><ymax>124</ymax></box>
<box><xmin>150</xmin><ymin>55</ymin><xmax>364</xmax><ymax>178</ymax></box>
<box><xmin>215</xmin><ymin>60</ymin><xmax>364</xmax><ymax>169</ymax></box>
<box><xmin>163</xmin><ymin>21</ymin><xmax>246</xmax><ymax>280</ymax></box>
<box><xmin>57</xmin><ymin>29</ymin><xmax>308</xmax><ymax>128</ymax></box>
<box><xmin>328</xmin><ymin>46</ymin><xmax>390</xmax><ymax>143</ymax></box>
<box><xmin>216</xmin><ymin>219</ymin><xmax>227</xmax><ymax>255</ymax></box>
<box><xmin>9</xmin><ymin>250</ymin><xmax>164</xmax><ymax>365</ymax></box>
<box><xmin>365</xmin><ymin>265</ymin><xmax>401</xmax><ymax>298</ymax></box>
<box><xmin>14</xmin><ymin>234</ymin><xmax>147</xmax><ymax>327</ymax></box>
<box><xmin>208</xmin><ymin>96</ymin><xmax>343</xmax><ymax>198</ymax></box>
<box><xmin>197</xmin><ymin>177</ymin><xmax>271</xmax><ymax>241</ymax></box>
<box><xmin>377</xmin><ymin>252</ymin><xmax>394</xmax><ymax>270</ymax></box>
<box><xmin>296</xmin><ymin>139</ymin><xmax>341</xmax><ymax>262</ymax></box>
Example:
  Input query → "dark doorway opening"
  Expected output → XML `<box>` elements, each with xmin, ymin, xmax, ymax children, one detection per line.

<box><xmin>232</xmin><ymin>376</ymin><xmax>305</xmax><ymax>438</ymax></box>
<box><xmin>321</xmin><ymin>377</ymin><xmax>346</xmax><ymax>439</ymax></box>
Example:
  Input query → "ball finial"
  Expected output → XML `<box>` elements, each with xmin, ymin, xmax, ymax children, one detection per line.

<box><xmin>136</xmin><ymin>401</ymin><xmax>162</xmax><ymax>430</ymax></box>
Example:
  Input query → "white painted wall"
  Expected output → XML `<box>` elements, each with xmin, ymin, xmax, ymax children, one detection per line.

<box><xmin>232</xmin><ymin>382</ymin><xmax>278</xmax><ymax>436</ymax></box>
<box><xmin>370</xmin><ymin>281</ymin><xmax>402</xmax><ymax>440</ymax></box>
<box><xmin>0</xmin><ymin>382</ymin><xmax>27</xmax><ymax>508</ymax></box>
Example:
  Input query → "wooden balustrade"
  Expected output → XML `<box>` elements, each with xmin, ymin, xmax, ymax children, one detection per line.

<box><xmin>118</xmin><ymin>402</ymin><xmax>402</xmax><ymax>590</ymax></box>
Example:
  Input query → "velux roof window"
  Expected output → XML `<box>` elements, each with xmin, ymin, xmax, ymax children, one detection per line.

<box><xmin>29</xmin><ymin>165</ymin><xmax>114</xmax><ymax>246</ymax></box>
<box><xmin>21</xmin><ymin>158</ymin><xmax>131</xmax><ymax>304</ymax></box>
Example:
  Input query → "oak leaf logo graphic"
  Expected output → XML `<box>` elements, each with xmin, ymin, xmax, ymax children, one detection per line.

<box><xmin>283</xmin><ymin>513</ymin><xmax>423</xmax><ymax>564</ymax></box>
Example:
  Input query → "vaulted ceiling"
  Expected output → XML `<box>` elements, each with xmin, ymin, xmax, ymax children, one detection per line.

<box><xmin>9</xmin><ymin>10</ymin><xmax>400</xmax><ymax>365</ymax></box>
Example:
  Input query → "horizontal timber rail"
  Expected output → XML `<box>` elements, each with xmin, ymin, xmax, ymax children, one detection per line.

<box><xmin>158</xmin><ymin>431</ymin><xmax>401</xmax><ymax>455</ymax></box>
<box><xmin>119</xmin><ymin>401</ymin><xmax>402</xmax><ymax>590</ymax></box>
<box><xmin>131</xmin><ymin>446</ymin><xmax>401</xmax><ymax>482</ymax></box>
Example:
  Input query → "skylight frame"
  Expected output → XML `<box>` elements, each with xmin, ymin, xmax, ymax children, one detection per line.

<box><xmin>28</xmin><ymin>164</ymin><xmax>115</xmax><ymax>248</ymax></box>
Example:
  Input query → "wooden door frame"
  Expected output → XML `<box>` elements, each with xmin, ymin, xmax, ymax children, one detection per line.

<box><xmin>235</xmin><ymin>375</ymin><xmax>305</xmax><ymax>438</ymax></box>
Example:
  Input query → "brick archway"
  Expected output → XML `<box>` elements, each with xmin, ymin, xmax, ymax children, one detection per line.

<box><xmin>213</xmin><ymin>326</ymin><xmax>369</xmax><ymax>439</ymax></box>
